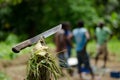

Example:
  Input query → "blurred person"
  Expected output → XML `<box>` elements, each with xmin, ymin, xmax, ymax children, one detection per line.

<box><xmin>73</xmin><ymin>20</ymin><xmax>94</xmax><ymax>80</ymax></box>
<box><xmin>54</xmin><ymin>24</ymin><xmax>67</xmax><ymax>68</ymax></box>
<box><xmin>62</xmin><ymin>22</ymin><xmax>74</xmax><ymax>76</ymax></box>
<box><xmin>62</xmin><ymin>22</ymin><xmax>73</xmax><ymax>58</ymax></box>
<box><xmin>54</xmin><ymin>22</ymin><xmax>73</xmax><ymax>76</ymax></box>
<box><xmin>95</xmin><ymin>22</ymin><xmax>112</xmax><ymax>68</ymax></box>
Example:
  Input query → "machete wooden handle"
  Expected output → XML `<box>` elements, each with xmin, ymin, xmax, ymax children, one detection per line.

<box><xmin>12</xmin><ymin>40</ymin><xmax>32</xmax><ymax>53</ymax></box>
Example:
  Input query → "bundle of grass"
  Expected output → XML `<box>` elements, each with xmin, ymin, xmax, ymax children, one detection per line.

<box><xmin>26</xmin><ymin>38</ymin><xmax>62</xmax><ymax>80</ymax></box>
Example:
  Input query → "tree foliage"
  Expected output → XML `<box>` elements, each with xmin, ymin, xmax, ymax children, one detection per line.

<box><xmin>0</xmin><ymin>0</ymin><xmax>120</xmax><ymax>39</ymax></box>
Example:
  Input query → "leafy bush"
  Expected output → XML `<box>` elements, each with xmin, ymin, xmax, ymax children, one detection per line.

<box><xmin>5</xmin><ymin>33</ymin><xmax>19</xmax><ymax>44</ymax></box>
<box><xmin>0</xmin><ymin>33</ymin><xmax>30</xmax><ymax>60</ymax></box>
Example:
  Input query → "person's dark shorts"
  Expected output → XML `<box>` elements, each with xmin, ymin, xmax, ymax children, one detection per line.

<box><xmin>77</xmin><ymin>49</ymin><xmax>91</xmax><ymax>73</ymax></box>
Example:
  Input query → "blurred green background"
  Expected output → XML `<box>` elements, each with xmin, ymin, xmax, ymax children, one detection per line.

<box><xmin>0</xmin><ymin>0</ymin><xmax>120</xmax><ymax>60</ymax></box>
<box><xmin>0</xmin><ymin>0</ymin><xmax>120</xmax><ymax>79</ymax></box>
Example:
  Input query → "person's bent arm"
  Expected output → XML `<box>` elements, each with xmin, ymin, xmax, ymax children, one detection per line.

<box><xmin>85</xmin><ymin>31</ymin><xmax>90</xmax><ymax>41</ymax></box>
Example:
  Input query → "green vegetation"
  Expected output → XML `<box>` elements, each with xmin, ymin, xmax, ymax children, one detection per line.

<box><xmin>0</xmin><ymin>33</ymin><xmax>32</xmax><ymax>60</ymax></box>
<box><xmin>0</xmin><ymin>71</ymin><xmax>11</xmax><ymax>80</ymax></box>
<box><xmin>0</xmin><ymin>1</ymin><xmax>120</xmax><ymax>59</ymax></box>
<box><xmin>108</xmin><ymin>39</ymin><xmax>120</xmax><ymax>55</ymax></box>
<box><xmin>0</xmin><ymin>0</ymin><xmax>120</xmax><ymax>39</ymax></box>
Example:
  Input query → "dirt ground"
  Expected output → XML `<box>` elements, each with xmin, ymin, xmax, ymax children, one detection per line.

<box><xmin>0</xmin><ymin>53</ymin><xmax>120</xmax><ymax>80</ymax></box>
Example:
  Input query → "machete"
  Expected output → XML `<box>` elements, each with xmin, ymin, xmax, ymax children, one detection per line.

<box><xmin>12</xmin><ymin>24</ymin><xmax>62</xmax><ymax>53</ymax></box>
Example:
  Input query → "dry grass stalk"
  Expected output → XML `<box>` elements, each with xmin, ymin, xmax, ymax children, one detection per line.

<box><xmin>26</xmin><ymin>39</ymin><xmax>61</xmax><ymax>80</ymax></box>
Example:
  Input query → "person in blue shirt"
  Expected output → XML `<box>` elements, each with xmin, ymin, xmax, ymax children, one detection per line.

<box><xmin>73</xmin><ymin>20</ymin><xmax>94</xmax><ymax>80</ymax></box>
